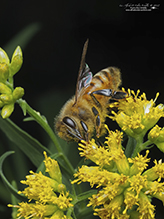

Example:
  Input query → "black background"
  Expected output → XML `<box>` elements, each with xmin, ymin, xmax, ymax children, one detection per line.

<box><xmin>1</xmin><ymin>1</ymin><xmax>164</xmax><ymax>134</ymax></box>
<box><xmin>0</xmin><ymin>1</ymin><xmax>164</xmax><ymax>218</ymax></box>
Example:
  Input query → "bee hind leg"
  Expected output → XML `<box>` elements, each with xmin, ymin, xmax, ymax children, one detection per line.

<box><xmin>90</xmin><ymin>89</ymin><xmax>113</xmax><ymax>107</ymax></box>
<box><xmin>111</xmin><ymin>90</ymin><xmax>127</xmax><ymax>100</ymax></box>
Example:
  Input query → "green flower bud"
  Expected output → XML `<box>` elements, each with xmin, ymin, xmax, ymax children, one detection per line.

<box><xmin>10</xmin><ymin>46</ymin><xmax>23</xmax><ymax>76</ymax></box>
<box><xmin>0</xmin><ymin>63</ymin><xmax>9</xmax><ymax>82</ymax></box>
<box><xmin>0</xmin><ymin>48</ymin><xmax>10</xmax><ymax>64</ymax></box>
<box><xmin>1</xmin><ymin>103</ymin><xmax>14</xmax><ymax>119</ymax></box>
<box><xmin>13</xmin><ymin>87</ymin><xmax>24</xmax><ymax>100</ymax></box>
<box><xmin>0</xmin><ymin>82</ymin><xmax>12</xmax><ymax>94</ymax></box>
<box><xmin>57</xmin><ymin>183</ymin><xmax>66</xmax><ymax>193</ymax></box>
<box><xmin>0</xmin><ymin>94</ymin><xmax>13</xmax><ymax>104</ymax></box>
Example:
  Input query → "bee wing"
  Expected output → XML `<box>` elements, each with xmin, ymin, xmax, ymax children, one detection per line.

<box><xmin>78</xmin><ymin>63</ymin><xmax>92</xmax><ymax>91</ymax></box>
<box><xmin>74</xmin><ymin>39</ymin><xmax>92</xmax><ymax>104</ymax></box>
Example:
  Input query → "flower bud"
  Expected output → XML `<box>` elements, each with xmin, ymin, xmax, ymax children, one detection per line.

<box><xmin>0</xmin><ymin>63</ymin><xmax>9</xmax><ymax>82</ymax></box>
<box><xmin>13</xmin><ymin>87</ymin><xmax>24</xmax><ymax>100</ymax></box>
<box><xmin>0</xmin><ymin>82</ymin><xmax>12</xmax><ymax>94</ymax></box>
<box><xmin>1</xmin><ymin>103</ymin><xmax>14</xmax><ymax>119</ymax></box>
<box><xmin>57</xmin><ymin>183</ymin><xmax>66</xmax><ymax>193</ymax></box>
<box><xmin>10</xmin><ymin>46</ymin><xmax>23</xmax><ymax>76</ymax></box>
<box><xmin>0</xmin><ymin>48</ymin><xmax>10</xmax><ymax>64</ymax></box>
<box><xmin>0</xmin><ymin>94</ymin><xmax>13</xmax><ymax>104</ymax></box>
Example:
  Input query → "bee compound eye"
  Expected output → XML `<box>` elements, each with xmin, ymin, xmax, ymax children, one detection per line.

<box><xmin>63</xmin><ymin>117</ymin><xmax>76</xmax><ymax>129</ymax></box>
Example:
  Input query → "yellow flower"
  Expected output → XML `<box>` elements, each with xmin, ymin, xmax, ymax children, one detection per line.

<box><xmin>8</xmin><ymin>202</ymin><xmax>57</xmax><ymax>219</ymax></box>
<box><xmin>148</xmin><ymin>125</ymin><xmax>164</xmax><ymax>152</ymax></box>
<box><xmin>78</xmin><ymin>139</ymin><xmax>114</xmax><ymax>169</ymax></box>
<box><xmin>110</xmin><ymin>89</ymin><xmax>164</xmax><ymax>139</ymax></box>
<box><xmin>72</xmin><ymin>126</ymin><xmax>164</xmax><ymax>219</ymax></box>
<box><xmin>128</xmin><ymin>150</ymin><xmax>150</xmax><ymax>176</ymax></box>
<box><xmin>143</xmin><ymin>159</ymin><xmax>164</xmax><ymax>182</ymax></box>
<box><xmin>79</xmin><ymin>127</ymin><xmax>130</xmax><ymax>175</ymax></box>
<box><xmin>123</xmin><ymin>189</ymin><xmax>138</xmax><ymax>214</ymax></box>
<box><xmin>137</xmin><ymin>192</ymin><xmax>155</xmax><ymax>219</ymax></box>
<box><xmin>43</xmin><ymin>151</ymin><xmax>62</xmax><ymax>183</ymax></box>
<box><xmin>8</xmin><ymin>152</ymin><xmax>73</xmax><ymax>219</ymax></box>
<box><xmin>94</xmin><ymin>194</ymin><xmax>124</xmax><ymax>219</ymax></box>
<box><xmin>128</xmin><ymin>173</ymin><xmax>148</xmax><ymax>197</ymax></box>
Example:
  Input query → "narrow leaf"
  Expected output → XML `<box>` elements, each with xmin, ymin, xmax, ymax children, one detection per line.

<box><xmin>0</xmin><ymin>116</ymin><xmax>51</xmax><ymax>167</ymax></box>
<box><xmin>77</xmin><ymin>190</ymin><xmax>97</xmax><ymax>202</ymax></box>
<box><xmin>0</xmin><ymin>151</ymin><xmax>27</xmax><ymax>201</ymax></box>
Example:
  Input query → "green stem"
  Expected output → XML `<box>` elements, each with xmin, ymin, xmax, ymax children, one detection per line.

<box><xmin>8</xmin><ymin>76</ymin><xmax>14</xmax><ymax>89</ymax></box>
<box><xmin>17</xmin><ymin>99</ymin><xmax>75</xmax><ymax>174</ymax></box>
<box><xmin>125</xmin><ymin>136</ymin><xmax>137</xmax><ymax>158</ymax></box>
<box><xmin>67</xmin><ymin>190</ymin><xmax>97</xmax><ymax>217</ymax></box>
<box><xmin>131</xmin><ymin>135</ymin><xmax>144</xmax><ymax>157</ymax></box>
<box><xmin>140</xmin><ymin>139</ymin><xmax>153</xmax><ymax>150</ymax></box>
<box><xmin>131</xmin><ymin>136</ymin><xmax>154</xmax><ymax>158</ymax></box>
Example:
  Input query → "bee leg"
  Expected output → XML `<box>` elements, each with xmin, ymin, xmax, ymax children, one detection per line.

<box><xmin>66</xmin><ymin>129</ymin><xmax>84</xmax><ymax>141</ymax></box>
<box><xmin>90</xmin><ymin>92</ymin><xmax>101</xmax><ymax>107</ymax></box>
<box><xmin>111</xmin><ymin>90</ymin><xmax>127</xmax><ymax>100</ymax></box>
<box><xmin>80</xmin><ymin>120</ymin><xmax>90</xmax><ymax>142</ymax></box>
<box><xmin>91</xmin><ymin>106</ymin><xmax>101</xmax><ymax>138</ymax></box>
<box><xmin>90</xmin><ymin>89</ymin><xmax>113</xmax><ymax>137</ymax></box>
<box><xmin>90</xmin><ymin>89</ymin><xmax>113</xmax><ymax>107</ymax></box>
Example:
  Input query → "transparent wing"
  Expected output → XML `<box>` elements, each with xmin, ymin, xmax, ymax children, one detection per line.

<box><xmin>77</xmin><ymin>63</ymin><xmax>92</xmax><ymax>92</ymax></box>
<box><xmin>74</xmin><ymin>39</ymin><xmax>92</xmax><ymax>104</ymax></box>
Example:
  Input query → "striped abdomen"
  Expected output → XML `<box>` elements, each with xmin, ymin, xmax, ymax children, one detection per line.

<box><xmin>86</xmin><ymin>67</ymin><xmax>122</xmax><ymax>95</ymax></box>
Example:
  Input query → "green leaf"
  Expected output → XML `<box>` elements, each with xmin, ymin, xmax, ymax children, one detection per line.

<box><xmin>18</xmin><ymin>99</ymin><xmax>27</xmax><ymax>116</ymax></box>
<box><xmin>23</xmin><ymin>117</ymin><xmax>35</xmax><ymax>122</ymax></box>
<box><xmin>76</xmin><ymin>190</ymin><xmax>97</xmax><ymax>203</ymax></box>
<box><xmin>0</xmin><ymin>151</ymin><xmax>27</xmax><ymax>201</ymax></box>
<box><xmin>4</xmin><ymin>23</ymin><xmax>41</xmax><ymax>58</ymax></box>
<box><xmin>0</xmin><ymin>116</ymin><xmax>51</xmax><ymax>167</ymax></box>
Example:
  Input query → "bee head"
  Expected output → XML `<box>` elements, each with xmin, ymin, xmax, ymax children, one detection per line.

<box><xmin>55</xmin><ymin>115</ymin><xmax>83</xmax><ymax>142</ymax></box>
<box><xmin>55</xmin><ymin>97</ymin><xmax>90</xmax><ymax>142</ymax></box>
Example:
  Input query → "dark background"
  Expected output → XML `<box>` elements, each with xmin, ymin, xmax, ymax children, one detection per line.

<box><xmin>1</xmin><ymin>1</ymin><xmax>164</xmax><ymax>119</ymax></box>
<box><xmin>0</xmin><ymin>1</ymin><xmax>164</xmax><ymax>218</ymax></box>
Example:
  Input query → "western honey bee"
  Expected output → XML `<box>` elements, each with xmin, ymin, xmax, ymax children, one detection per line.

<box><xmin>55</xmin><ymin>40</ymin><xmax>127</xmax><ymax>142</ymax></box>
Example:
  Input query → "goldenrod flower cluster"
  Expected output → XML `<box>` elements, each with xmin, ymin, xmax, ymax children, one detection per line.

<box><xmin>110</xmin><ymin>89</ymin><xmax>164</xmax><ymax>141</ymax></box>
<box><xmin>73</xmin><ymin>132</ymin><xmax>164</xmax><ymax>218</ymax></box>
<box><xmin>8</xmin><ymin>152</ymin><xmax>73</xmax><ymax>219</ymax></box>
<box><xmin>72</xmin><ymin>90</ymin><xmax>164</xmax><ymax>219</ymax></box>
<box><xmin>0</xmin><ymin>47</ymin><xmax>24</xmax><ymax>118</ymax></box>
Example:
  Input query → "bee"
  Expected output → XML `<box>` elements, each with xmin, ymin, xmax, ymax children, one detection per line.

<box><xmin>55</xmin><ymin>40</ymin><xmax>127</xmax><ymax>142</ymax></box>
